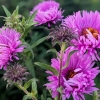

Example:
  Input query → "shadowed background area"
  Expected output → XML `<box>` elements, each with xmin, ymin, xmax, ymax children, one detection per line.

<box><xmin>0</xmin><ymin>0</ymin><xmax>100</xmax><ymax>100</ymax></box>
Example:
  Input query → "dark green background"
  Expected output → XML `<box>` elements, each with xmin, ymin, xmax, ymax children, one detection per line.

<box><xmin>0</xmin><ymin>0</ymin><xmax>100</xmax><ymax>100</ymax></box>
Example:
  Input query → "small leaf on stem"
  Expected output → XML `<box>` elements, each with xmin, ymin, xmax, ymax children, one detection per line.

<box><xmin>2</xmin><ymin>5</ymin><xmax>11</xmax><ymax>17</ymax></box>
<box><xmin>34</xmin><ymin>62</ymin><xmax>58</xmax><ymax>76</ymax></box>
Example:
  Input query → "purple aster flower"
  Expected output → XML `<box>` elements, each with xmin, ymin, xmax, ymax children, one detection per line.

<box><xmin>45</xmin><ymin>48</ymin><xmax>100</xmax><ymax>100</ymax></box>
<box><xmin>0</xmin><ymin>27</ymin><xmax>24</xmax><ymax>69</ymax></box>
<box><xmin>30</xmin><ymin>0</ymin><xmax>63</xmax><ymax>26</ymax></box>
<box><xmin>62</xmin><ymin>11</ymin><xmax>100</xmax><ymax>61</ymax></box>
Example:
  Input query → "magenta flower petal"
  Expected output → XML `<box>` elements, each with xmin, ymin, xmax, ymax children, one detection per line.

<box><xmin>30</xmin><ymin>0</ymin><xmax>63</xmax><ymax>26</ymax></box>
<box><xmin>0</xmin><ymin>28</ymin><xmax>24</xmax><ymax>69</ymax></box>
<box><xmin>62</xmin><ymin>11</ymin><xmax>100</xmax><ymax>60</ymax></box>
<box><xmin>45</xmin><ymin>48</ymin><xmax>100</xmax><ymax>100</ymax></box>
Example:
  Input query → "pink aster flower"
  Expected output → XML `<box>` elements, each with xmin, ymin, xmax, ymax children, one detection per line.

<box><xmin>30</xmin><ymin>0</ymin><xmax>63</xmax><ymax>26</ymax></box>
<box><xmin>0</xmin><ymin>27</ymin><xmax>24</xmax><ymax>69</ymax></box>
<box><xmin>62</xmin><ymin>11</ymin><xmax>100</xmax><ymax>60</ymax></box>
<box><xmin>45</xmin><ymin>48</ymin><xmax>100</xmax><ymax>100</ymax></box>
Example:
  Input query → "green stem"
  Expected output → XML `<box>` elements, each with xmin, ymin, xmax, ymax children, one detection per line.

<box><xmin>58</xmin><ymin>43</ymin><xmax>65</xmax><ymax>100</ymax></box>
<box><xmin>15</xmin><ymin>83</ymin><xmax>37</xmax><ymax>100</ymax></box>
<box><xmin>93</xmin><ymin>91</ymin><xmax>98</xmax><ymax>100</ymax></box>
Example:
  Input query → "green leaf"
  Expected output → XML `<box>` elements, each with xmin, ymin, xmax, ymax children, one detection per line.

<box><xmin>34</xmin><ymin>62</ymin><xmax>58</xmax><ymax>76</ymax></box>
<box><xmin>25</xmin><ymin>59</ymin><xmax>35</xmax><ymax>78</ymax></box>
<box><xmin>26</xmin><ymin>10</ymin><xmax>37</xmax><ymax>24</ymax></box>
<box><xmin>26</xmin><ymin>22</ymin><xmax>37</xmax><ymax>29</ymax></box>
<box><xmin>22</xmin><ymin>16</ymin><xmax>26</xmax><ymax>24</ymax></box>
<box><xmin>57</xmin><ymin>86</ymin><xmax>63</xmax><ymax>94</ymax></box>
<box><xmin>31</xmin><ymin>79</ymin><xmax>37</xmax><ymax>96</ymax></box>
<box><xmin>41</xmin><ymin>95</ymin><xmax>45</xmax><ymax>100</ymax></box>
<box><xmin>22</xmin><ymin>27</ymin><xmax>32</xmax><ymax>39</ymax></box>
<box><xmin>93</xmin><ymin>91</ymin><xmax>98</xmax><ymax>100</ymax></box>
<box><xmin>24</xmin><ymin>78</ymin><xmax>37</xmax><ymax>90</ymax></box>
<box><xmin>31</xmin><ymin>36</ymin><xmax>47</xmax><ymax>49</ymax></box>
<box><xmin>2</xmin><ymin>5</ymin><xmax>11</xmax><ymax>17</ymax></box>
<box><xmin>22</xmin><ymin>95</ymin><xmax>32</xmax><ymax>100</ymax></box>
<box><xmin>23</xmin><ymin>42</ymin><xmax>34</xmax><ymax>59</ymax></box>
<box><xmin>63</xmin><ymin>50</ymin><xmax>77</xmax><ymax>70</ymax></box>
<box><xmin>46</xmin><ymin>49</ymin><xmax>59</xmax><ymax>57</ymax></box>
<box><xmin>47</xmin><ymin>98</ymin><xmax>53</xmax><ymax>100</ymax></box>
<box><xmin>12</xmin><ymin>6</ymin><xmax>19</xmax><ymax>16</ymax></box>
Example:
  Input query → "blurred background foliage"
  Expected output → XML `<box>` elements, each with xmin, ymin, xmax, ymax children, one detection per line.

<box><xmin>0</xmin><ymin>0</ymin><xmax>100</xmax><ymax>100</ymax></box>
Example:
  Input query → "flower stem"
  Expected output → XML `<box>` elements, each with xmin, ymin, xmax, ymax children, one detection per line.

<box><xmin>15</xmin><ymin>83</ymin><xmax>37</xmax><ymax>100</ymax></box>
<box><xmin>58</xmin><ymin>43</ymin><xmax>65</xmax><ymax>100</ymax></box>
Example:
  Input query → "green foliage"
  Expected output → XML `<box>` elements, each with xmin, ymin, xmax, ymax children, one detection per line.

<box><xmin>34</xmin><ymin>62</ymin><xmax>58</xmax><ymax>76</ymax></box>
<box><xmin>0</xmin><ymin>0</ymin><xmax>100</xmax><ymax>100</ymax></box>
<box><xmin>22</xmin><ymin>95</ymin><xmax>32</xmax><ymax>100</ymax></box>
<box><xmin>46</xmin><ymin>49</ymin><xmax>58</xmax><ymax>57</ymax></box>
<box><xmin>24</xmin><ymin>78</ymin><xmax>37</xmax><ymax>90</ymax></box>
<box><xmin>93</xmin><ymin>91</ymin><xmax>98</xmax><ymax>100</ymax></box>
<box><xmin>2</xmin><ymin>5</ymin><xmax>11</xmax><ymax>17</ymax></box>
<box><xmin>2</xmin><ymin>6</ymin><xmax>37</xmax><ymax>38</ymax></box>
<box><xmin>25</xmin><ymin>59</ymin><xmax>35</xmax><ymax>78</ymax></box>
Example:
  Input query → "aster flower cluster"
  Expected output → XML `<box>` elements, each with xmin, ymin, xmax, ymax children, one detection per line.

<box><xmin>0</xmin><ymin>0</ymin><xmax>100</xmax><ymax>100</ymax></box>
<box><xmin>0</xmin><ymin>27</ymin><xmax>24</xmax><ymax>69</ymax></box>
<box><xmin>0</xmin><ymin>5</ymin><xmax>40</xmax><ymax>100</ymax></box>
<box><xmin>31</xmin><ymin>1</ymin><xmax>100</xmax><ymax>100</ymax></box>
<box><xmin>45</xmin><ymin>49</ymin><xmax>100</xmax><ymax>100</ymax></box>
<box><xmin>30</xmin><ymin>0</ymin><xmax>63</xmax><ymax>26</ymax></box>
<box><xmin>62</xmin><ymin>11</ymin><xmax>100</xmax><ymax>61</ymax></box>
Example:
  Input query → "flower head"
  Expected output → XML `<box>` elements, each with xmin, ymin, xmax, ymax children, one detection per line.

<box><xmin>48</xmin><ymin>25</ymin><xmax>77</xmax><ymax>46</ymax></box>
<box><xmin>45</xmin><ymin>48</ymin><xmax>100</xmax><ymax>100</ymax></box>
<box><xmin>0</xmin><ymin>27</ymin><xmax>24</xmax><ymax>69</ymax></box>
<box><xmin>30</xmin><ymin>0</ymin><xmax>63</xmax><ymax>26</ymax></box>
<box><xmin>3</xmin><ymin>64</ymin><xmax>29</xmax><ymax>85</ymax></box>
<box><xmin>62</xmin><ymin>11</ymin><xmax>100</xmax><ymax>60</ymax></box>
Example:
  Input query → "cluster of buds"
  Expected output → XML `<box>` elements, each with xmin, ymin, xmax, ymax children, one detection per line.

<box><xmin>48</xmin><ymin>25</ymin><xmax>77</xmax><ymax>46</ymax></box>
<box><xmin>3</xmin><ymin>64</ymin><xmax>29</xmax><ymax>86</ymax></box>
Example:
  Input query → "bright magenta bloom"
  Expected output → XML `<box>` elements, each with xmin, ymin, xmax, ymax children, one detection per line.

<box><xmin>0</xmin><ymin>28</ymin><xmax>24</xmax><ymax>69</ymax></box>
<box><xmin>45</xmin><ymin>48</ymin><xmax>100</xmax><ymax>100</ymax></box>
<box><xmin>62</xmin><ymin>11</ymin><xmax>100</xmax><ymax>60</ymax></box>
<box><xmin>30</xmin><ymin>0</ymin><xmax>63</xmax><ymax>26</ymax></box>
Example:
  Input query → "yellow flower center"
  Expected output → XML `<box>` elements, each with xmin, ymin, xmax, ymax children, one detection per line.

<box><xmin>67</xmin><ymin>70</ymin><xmax>77</xmax><ymax>79</ymax></box>
<box><xmin>82</xmin><ymin>27</ymin><xmax>99</xmax><ymax>39</ymax></box>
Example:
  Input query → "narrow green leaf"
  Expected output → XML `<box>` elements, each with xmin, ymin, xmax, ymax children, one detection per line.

<box><xmin>23</xmin><ymin>42</ymin><xmax>34</xmax><ymax>59</ymax></box>
<box><xmin>24</xmin><ymin>80</ymin><xmax>31</xmax><ymax>90</ymax></box>
<box><xmin>34</xmin><ymin>62</ymin><xmax>58</xmax><ymax>76</ymax></box>
<box><xmin>25</xmin><ymin>59</ymin><xmax>35</xmax><ymax>78</ymax></box>
<box><xmin>57</xmin><ymin>86</ymin><xmax>63</xmax><ymax>94</ymax></box>
<box><xmin>46</xmin><ymin>49</ymin><xmax>59</xmax><ymax>57</ymax></box>
<box><xmin>22</xmin><ymin>27</ymin><xmax>32</xmax><ymax>39</ymax></box>
<box><xmin>31</xmin><ymin>36</ymin><xmax>47</xmax><ymax>49</ymax></box>
<box><xmin>22</xmin><ymin>16</ymin><xmax>26</xmax><ymax>24</ymax></box>
<box><xmin>27</xmin><ymin>10</ymin><xmax>37</xmax><ymax>24</ymax></box>
<box><xmin>24</xmin><ymin>78</ymin><xmax>37</xmax><ymax>89</ymax></box>
<box><xmin>93</xmin><ymin>91</ymin><xmax>98</xmax><ymax>100</ymax></box>
<box><xmin>22</xmin><ymin>95</ymin><xmax>32</xmax><ymax>100</ymax></box>
<box><xmin>26</xmin><ymin>22</ymin><xmax>37</xmax><ymax>28</ymax></box>
<box><xmin>63</xmin><ymin>50</ymin><xmax>77</xmax><ymax>70</ymax></box>
<box><xmin>43</xmin><ymin>89</ymin><xmax>47</xmax><ymax>100</ymax></box>
<box><xmin>31</xmin><ymin>79</ymin><xmax>37</xmax><ymax>96</ymax></box>
<box><xmin>12</xmin><ymin>6</ymin><xmax>19</xmax><ymax>16</ymax></box>
<box><xmin>47</xmin><ymin>98</ymin><xmax>53</xmax><ymax>100</ymax></box>
<box><xmin>2</xmin><ymin>5</ymin><xmax>11</xmax><ymax>17</ymax></box>
<box><xmin>41</xmin><ymin>95</ymin><xmax>45</xmax><ymax>100</ymax></box>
